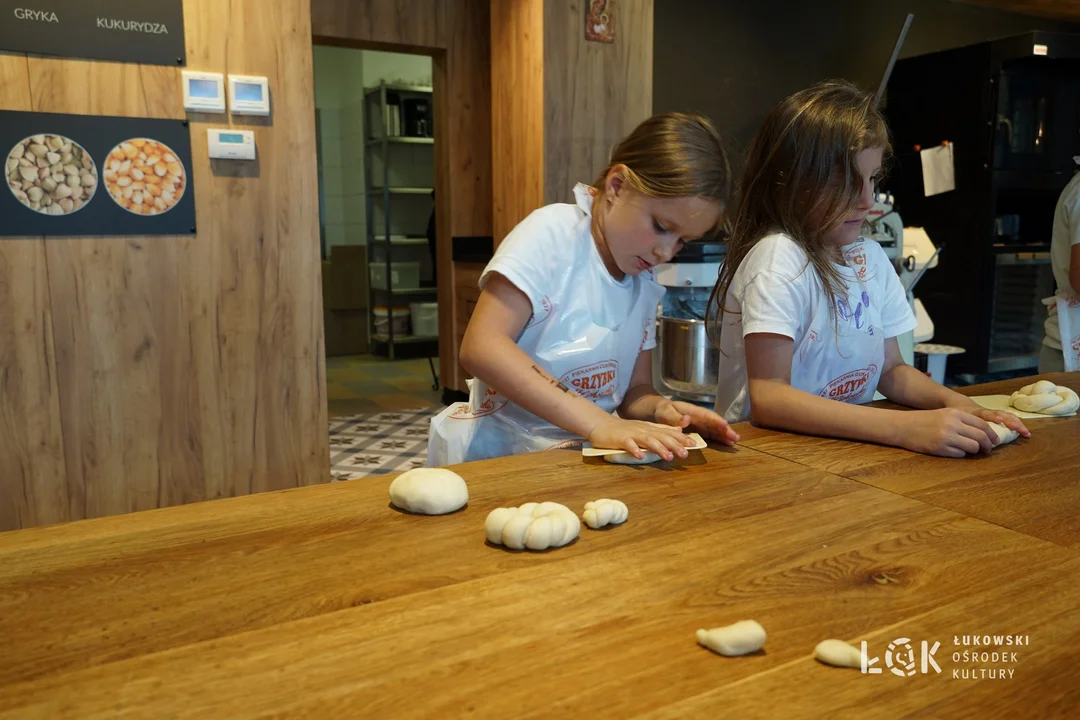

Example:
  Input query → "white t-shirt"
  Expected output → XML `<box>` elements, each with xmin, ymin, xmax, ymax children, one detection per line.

<box><xmin>1042</xmin><ymin>169</ymin><xmax>1080</xmax><ymax>350</ymax></box>
<box><xmin>713</xmin><ymin>233</ymin><xmax>917</xmax><ymax>424</ymax></box>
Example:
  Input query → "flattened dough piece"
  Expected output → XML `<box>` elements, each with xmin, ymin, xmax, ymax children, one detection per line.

<box><xmin>814</xmin><ymin>639</ymin><xmax>862</xmax><ymax>668</ymax></box>
<box><xmin>696</xmin><ymin>620</ymin><xmax>767</xmax><ymax>657</ymax></box>
<box><xmin>604</xmin><ymin>450</ymin><xmax>661</xmax><ymax>465</ymax></box>
<box><xmin>389</xmin><ymin>468</ymin><xmax>468</xmax><ymax>515</ymax></box>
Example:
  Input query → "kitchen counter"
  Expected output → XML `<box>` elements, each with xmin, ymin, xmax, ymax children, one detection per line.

<box><xmin>1</xmin><ymin>376</ymin><xmax>1079</xmax><ymax>717</ymax></box>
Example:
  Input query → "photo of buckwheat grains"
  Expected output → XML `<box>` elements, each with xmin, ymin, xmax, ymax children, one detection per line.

<box><xmin>6</xmin><ymin>134</ymin><xmax>99</xmax><ymax>215</ymax></box>
<box><xmin>103</xmin><ymin>138</ymin><xmax>186</xmax><ymax>216</ymax></box>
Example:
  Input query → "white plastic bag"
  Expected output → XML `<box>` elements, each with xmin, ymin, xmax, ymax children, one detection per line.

<box><xmin>1056</xmin><ymin>295</ymin><xmax>1080</xmax><ymax>372</ymax></box>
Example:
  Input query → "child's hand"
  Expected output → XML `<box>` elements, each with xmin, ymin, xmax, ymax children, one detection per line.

<box><xmin>588</xmin><ymin>418</ymin><xmax>697</xmax><ymax>462</ymax></box>
<box><xmin>956</xmin><ymin>406</ymin><xmax>1031</xmax><ymax>439</ymax></box>
<box><xmin>653</xmin><ymin>400</ymin><xmax>740</xmax><ymax>446</ymax></box>
<box><xmin>896</xmin><ymin>408</ymin><xmax>1005</xmax><ymax>457</ymax></box>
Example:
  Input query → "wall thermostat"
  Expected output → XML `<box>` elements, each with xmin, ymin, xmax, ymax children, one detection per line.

<box><xmin>208</xmin><ymin>129</ymin><xmax>256</xmax><ymax>160</ymax></box>
<box><xmin>182</xmin><ymin>71</ymin><xmax>226</xmax><ymax>113</ymax></box>
<box><xmin>228</xmin><ymin>75</ymin><xmax>270</xmax><ymax>116</ymax></box>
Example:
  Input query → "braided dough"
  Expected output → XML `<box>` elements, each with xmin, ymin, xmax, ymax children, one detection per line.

<box><xmin>583</xmin><ymin>499</ymin><xmax>628</xmax><ymax>529</ymax></box>
<box><xmin>388</xmin><ymin>468</ymin><xmax>468</xmax><ymax>515</ymax></box>
<box><xmin>1010</xmin><ymin>381</ymin><xmax>1080</xmax><ymax>416</ymax></box>
<box><xmin>814</xmin><ymin>639</ymin><xmax>862</xmax><ymax>668</ymax></box>
<box><xmin>485</xmin><ymin>502</ymin><xmax>580</xmax><ymax>550</ymax></box>
<box><xmin>696</xmin><ymin>620</ymin><xmax>767</xmax><ymax>656</ymax></box>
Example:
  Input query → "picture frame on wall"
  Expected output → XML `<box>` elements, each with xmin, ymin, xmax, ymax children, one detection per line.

<box><xmin>585</xmin><ymin>0</ymin><xmax>616</xmax><ymax>44</ymax></box>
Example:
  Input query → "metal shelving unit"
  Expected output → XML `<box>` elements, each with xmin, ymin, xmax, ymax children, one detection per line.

<box><xmin>364</xmin><ymin>79</ymin><xmax>438</xmax><ymax>365</ymax></box>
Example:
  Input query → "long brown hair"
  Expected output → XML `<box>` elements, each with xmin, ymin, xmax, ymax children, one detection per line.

<box><xmin>706</xmin><ymin>80</ymin><xmax>891</xmax><ymax>345</ymax></box>
<box><xmin>593</xmin><ymin>112</ymin><xmax>732</xmax><ymax>232</ymax></box>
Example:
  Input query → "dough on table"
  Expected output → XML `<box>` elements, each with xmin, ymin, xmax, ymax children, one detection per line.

<box><xmin>388</xmin><ymin>468</ymin><xmax>468</xmax><ymax>515</ymax></box>
<box><xmin>1009</xmin><ymin>381</ymin><xmax>1080</xmax><ymax>416</ymax></box>
<box><xmin>814</xmin><ymin>639</ymin><xmax>862</xmax><ymax>668</ymax></box>
<box><xmin>485</xmin><ymin>502</ymin><xmax>581</xmax><ymax>550</ymax></box>
<box><xmin>582</xmin><ymin>499</ymin><xmax>628</xmax><ymax>529</ymax></box>
<box><xmin>604</xmin><ymin>450</ymin><xmax>661</xmax><ymax>465</ymax></box>
<box><xmin>987</xmin><ymin>421</ymin><xmax>1019</xmax><ymax>447</ymax></box>
<box><xmin>696</xmin><ymin>620</ymin><xmax>766</xmax><ymax>657</ymax></box>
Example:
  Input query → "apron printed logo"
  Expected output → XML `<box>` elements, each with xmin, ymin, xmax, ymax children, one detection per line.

<box><xmin>449</xmin><ymin>387</ymin><xmax>507</xmax><ymax>420</ymax></box>
<box><xmin>560</xmin><ymin>360</ymin><xmax>618</xmax><ymax>399</ymax></box>
<box><xmin>820</xmin><ymin>364</ymin><xmax>879</xmax><ymax>401</ymax></box>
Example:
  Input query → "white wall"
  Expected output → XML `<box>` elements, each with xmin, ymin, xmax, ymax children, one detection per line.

<box><xmin>314</xmin><ymin>48</ymin><xmax>435</xmax><ymax>285</ymax></box>
<box><xmin>313</xmin><ymin>45</ymin><xmax>365</xmax><ymax>249</ymax></box>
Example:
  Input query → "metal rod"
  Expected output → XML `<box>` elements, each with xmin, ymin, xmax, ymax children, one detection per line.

<box><xmin>904</xmin><ymin>243</ymin><xmax>943</xmax><ymax>293</ymax></box>
<box><xmin>875</xmin><ymin>13</ymin><xmax>914</xmax><ymax>107</ymax></box>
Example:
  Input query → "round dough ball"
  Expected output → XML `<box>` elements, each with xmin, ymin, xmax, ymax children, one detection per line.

<box><xmin>389</xmin><ymin>468</ymin><xmax>468</xmax><ymax>515</ymax></box>
<box><xmin>603</xmin><ymin>450</ymin><xmax>661</xmax><ymax>465</ymax></box>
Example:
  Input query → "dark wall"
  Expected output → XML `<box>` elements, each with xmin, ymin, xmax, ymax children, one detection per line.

<box><xmin>655</xmin><ymin>0</ymin><xmax>1080</xmax><ymax>167</ymax></box>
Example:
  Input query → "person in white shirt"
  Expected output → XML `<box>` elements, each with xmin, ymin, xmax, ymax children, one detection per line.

<box><xmin>428</xmin><ymin>113</ymin><xmax>739</xmax><ymax>466</ymax></box>
<box><xmin>709</xmin><ymin>80</ymin><xmax>1028</xmax><ymax>458</ymax></box>
<box><xmin>1039</xmin><ymin>159</ymin><xmax>1080</xmax><ymax>373</ymax></box>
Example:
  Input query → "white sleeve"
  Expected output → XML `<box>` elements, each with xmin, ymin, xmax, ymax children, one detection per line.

<box><xmin>740</xmin><ymin>270</ymin><xmax>806</xmax><ymax>340</ymax></box>
<box><xmin>479</xmin><ymin>208</ymin><xmax>561</xmax><ymax>320</ymax></box>
<box><xmin>874</xmin><ymin>244</ymin><xmax>918</xmax><ymax>338</ymax></box>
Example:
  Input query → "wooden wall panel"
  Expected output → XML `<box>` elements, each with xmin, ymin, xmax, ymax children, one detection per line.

<box><xmin>311</xmin><ymin>0</ymin><xmax>447</xmax><ymax>51</ymax></box>
<box><xmin>0</xmin><ymin>52</ymin><xmax>69</xmax><ymax>531</ymax></box>
<box><xmin>0</xmin><ymin>0</ymin><xmax>328</xmax><ymax>530</ymax></box>
<box><xmin>490</xmin><ymin>0</ymin><xmax>545</xmax><ymax>245</ymax></box>
<box><xmin>543</xmin><ymin>0</ymin><xmax>653</xmax><ymax>204</ymax></box>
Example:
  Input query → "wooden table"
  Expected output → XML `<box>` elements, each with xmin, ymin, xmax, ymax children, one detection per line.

<box><xmin>738</xmin><ymin>372</ymin><xmax>1080</xmax><ymax>549</ymax></box>
<box><xmin>2</xmin><ymin>380</ymin><xmax>1080</xmax><ymax>718</ymax></box>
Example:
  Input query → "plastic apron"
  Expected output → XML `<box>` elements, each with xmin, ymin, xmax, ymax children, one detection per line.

<box><xmin>1054</xmin><ymin>295</ymin><xmax>1080</xmax><ymax>372</ymax></box>
<box><xmin>791</xmin><ymin>243</ymin><xmax>886</xmax><ymax>404</ymax></box>
<box><xmin>427</xmin><ymin>216</ymin><xmax>665</xmax><ymax>466</ymax></box>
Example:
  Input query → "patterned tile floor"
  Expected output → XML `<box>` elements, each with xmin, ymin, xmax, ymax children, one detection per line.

<box><xmin>327</xmin><ymin>355</ymin><xmax>445</xmax><ymax>479</ymax></box>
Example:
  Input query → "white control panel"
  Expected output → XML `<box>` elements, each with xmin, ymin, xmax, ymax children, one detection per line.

<box><xmin>182</xmin><ymin>71</ymin><xmax>226</xmax><ymax>113</ymax></box>
<box><xmin>208</xmin><ymin>129</ymin><xmax>256</xmax><ymax>160</ymax></box>
<box><xmin>228</xmin><ymin>74</ymin><xmax>270</xmax><ymax>116</ymax></box>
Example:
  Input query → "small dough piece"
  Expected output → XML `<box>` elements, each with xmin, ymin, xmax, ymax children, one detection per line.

<box><xmin>485</xmin><ymin>502</ymin><xmax>580</xmax><ymax>550</ymax></box>
<box><xmin>604</xmin><ymin>450</ymin><xmax>661</xmax><ymax>465</ymax></box>
<box><xmin>814</xmin><ymin>639</ymin><xmax>862</xmax><ymax>668</ymax></box>
<box><xmin>583</xmin><ymin>499</ymin><xmax>628</xmax><ymax>529</ymax></box>
<box><xmin>388</xmin><ymin>468</ymin><xmax>468</xmax><ymax>515</ymax></box>
<box><xmin>987</xmin><ymin>421</ymin><xmax>1019</xmax><ymax>447</ymax></box>
<box><xmin>696</xmin><ymin>620</ymin><xmax>766</xmax><ymax>657</ymax></box>
<box><xmin>1010</xmin><ymin>382</ymin><xmax>1080</xmax><ymax>416</ymax></box>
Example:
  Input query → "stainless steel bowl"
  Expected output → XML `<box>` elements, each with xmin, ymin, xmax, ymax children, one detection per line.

<box><xmin>657</xmin><ymin>315</ymin><xmax>718</xmax><ymax>404</ymax></box>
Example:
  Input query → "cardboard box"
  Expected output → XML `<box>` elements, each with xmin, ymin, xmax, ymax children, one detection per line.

<box><xmin>324</xmin><ymin>308</ymin><xmax>370</xmax><ymax>357</ymax></box>
<box><xmin>327</xmin><ymin>245</ymin><xmax>369</xmax><ymax>310</ymax></box>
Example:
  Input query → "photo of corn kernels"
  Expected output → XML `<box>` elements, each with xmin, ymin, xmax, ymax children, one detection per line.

<box><xmin>103</xmin><ymin>138</ymin><xmax>186</xmax><ymax>216</ymax></box>
<box><xmin>6</xmin><ymin>134</ymin><xmax>98</xmax><ymax>215</ymax></box>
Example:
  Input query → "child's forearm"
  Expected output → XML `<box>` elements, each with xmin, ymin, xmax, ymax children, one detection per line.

<box><xmin>749</xmin><ymin>378</ymin><xmax>904</xmax><ymax>446</ymax></box>
<box><xmin>460</xmin><ymin>334</ymin><xmax>614</xmax><ymax>439</ymax></box>
<box><xmin>619</xmin><ymin>384</ymin><xmax>667</xmax><ymax>421</ymax></box>
<box><xmin>877</xmin><ymin>363</ymin><xmax>979</xmax><ymax>411</ymax></box>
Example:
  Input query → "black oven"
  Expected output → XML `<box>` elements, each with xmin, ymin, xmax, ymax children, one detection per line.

<box><xmin>993</xmin><ymin>58</ymin><xmax>1080</xmax><ymax>173</ymax></box>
